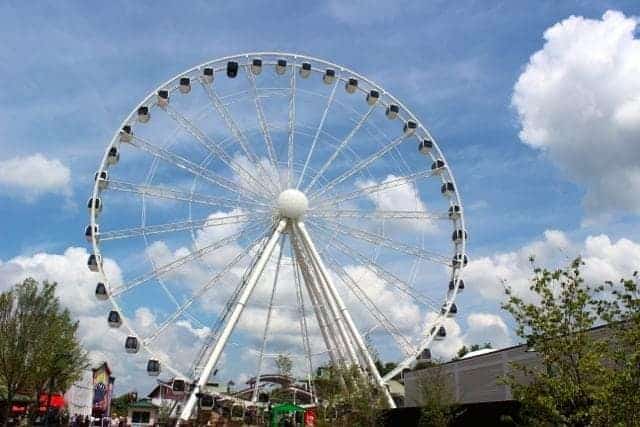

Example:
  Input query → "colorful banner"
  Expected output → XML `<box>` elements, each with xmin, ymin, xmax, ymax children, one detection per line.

<box><xmin>92</xmin><ymin>363</ymin><xmax>113</xmax><ymax>416</ymax></box>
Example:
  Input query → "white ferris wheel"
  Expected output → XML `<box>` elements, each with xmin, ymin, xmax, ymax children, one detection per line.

<box><xmin>87</xmin><ymin>52</ymin><xmax>467</xmax><ymax>419</ymax></box>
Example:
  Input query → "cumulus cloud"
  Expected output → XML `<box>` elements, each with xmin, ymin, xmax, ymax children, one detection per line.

<box><xmin>465</xmin><ymin>229</ymin><xmax>640</xmax><ymax>302</ymax></box>
<box><xmin>0</xmin><ymin>153</ymin><xmax>72</xmax><ymax>200</ymax></box>
<box><xmin>423</xmin><ymin>312</ymin><xmax>512</xmax><ymax>360</ymax></box>
<box><xmin>513</xmin><ymin>10</ymin><xmax>640</xmax><ymax>218</ymax></box>
<box><xmin>358</xmin><ymin>174</ymin><xmax>436</xmax><ymax>233</ymax></box>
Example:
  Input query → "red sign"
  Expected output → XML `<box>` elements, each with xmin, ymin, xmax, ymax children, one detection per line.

<box><xmin>304</xmin><ymin>409</ymin><xmax>316</xmax><ymax>426</ymax></box>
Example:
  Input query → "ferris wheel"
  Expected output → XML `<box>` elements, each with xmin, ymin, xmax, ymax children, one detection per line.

<box><xmin>87</xmin><ymin>52</ymin><xmax>466</xmax><ymax>419</ymax></box>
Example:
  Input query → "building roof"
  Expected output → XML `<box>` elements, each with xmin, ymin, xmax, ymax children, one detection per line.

<box><xmin>129</xmin><ymin>399</ymin><xmax>158</xmax><ymax>410</ymax></box>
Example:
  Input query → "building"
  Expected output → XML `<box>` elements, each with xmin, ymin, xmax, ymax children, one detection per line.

<box><xmin>404</xmin><ymin>324</ymin><xmax>612</xmax><ymax>407</ymax></box>
<box><xmin>126</xmin><ymin>399</ymin><xmax>159</xmax><ymax>426</ymax></box>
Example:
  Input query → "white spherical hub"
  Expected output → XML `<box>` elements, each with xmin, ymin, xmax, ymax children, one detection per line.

<box><xmin>277</xmin><ymin>189</ymin><xmax>309</xmax><ymax>219</ymax></box>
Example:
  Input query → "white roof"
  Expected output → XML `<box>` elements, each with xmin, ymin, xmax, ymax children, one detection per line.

<box><xmin>461</xmin><ymin>348</ymin><xmax>498</xmax><ymax>359</ymax></box>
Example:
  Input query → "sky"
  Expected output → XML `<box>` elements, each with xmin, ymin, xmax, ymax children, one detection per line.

<box><xmin>0</xmin><ymin>0</ymin><xmax>639</xmax><ymax>395</ymax></box>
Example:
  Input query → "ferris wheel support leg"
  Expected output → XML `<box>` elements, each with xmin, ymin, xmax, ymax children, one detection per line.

<box><xmin>291</xmin><ymin>235</ymin><xmax>343</xmax><ymax>365</ymax></box>
<box><xmin>179</xmin><ymin>219</ymin><xmax>288</xmax><ymax>422</ymax></box>
<box><xmin>302</xmin><ymin>238</ymin><xmax>361</xmax><ymax>367</ymax></box>
<box><xmin>295</xmin><ymin>221</ymin><xmax>397</xmax><ymax>409</ymax></box>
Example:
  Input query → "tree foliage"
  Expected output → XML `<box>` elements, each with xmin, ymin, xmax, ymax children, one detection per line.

<box><xmin>0</xmin><ymin>278</ymin><xmax>87</xmax><ymax>426</ymax></box>
<box><xmin>502</xmin><ymin>258</ymin><xmax>640</xmax><ymax>426</ymax></box>
<box><xmin>455</xmin><ymin>342</ymin><xmax>492</xmax><ymax>359</ymax></box>
<box><xmin>275</xmin><ymin>354</ymin><xmax>293</xmax><ymax>379</ymax></box>
<box><xmin>314</xmin><ymin>364</ymin><xmax>387</xmax><ymax>426</ymax></box>
<box><xmin>416</xmin><ymin>362</ymin><xmax>455</xmax><ymax>427</ymax></box>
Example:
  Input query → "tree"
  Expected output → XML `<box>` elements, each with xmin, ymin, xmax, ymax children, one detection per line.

<box><xmin>455</xmin><ymin>342</ymin><xmax>492</xmax><ymax>359</ymax></box>
<box><xmin>595</xmin><ymin>271</ymin><xmax>640</xmax><ymax>426</ymax></box>
<box><xmin>416</xmin><ymin>361</ymin><xmax>455</xmax><ymax>427</ymax></box>
<box><xmin>275</xmin><ymin>354</ymin><xmax>293</xmax><ymax>378</ymax></box>
<box><xmin>314</xmin><ymin>364</ymin><xmax>387</xmax><ymax>427</ymax></box>
<box><xmin>501</xmin><ymin>258</ymin><xmax>611</xmax><ymax>426</ymax></box>
<box><xmin>0</xmin><ymin>278</ymin><xmax>87</xmax><ymax>426</ymax></box>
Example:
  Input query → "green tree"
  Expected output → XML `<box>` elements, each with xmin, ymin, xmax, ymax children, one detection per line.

<box><xmin>0</xmin><ymin>278</ymin><xmax>87</xmax><ymax>426</ymax></box>
<box><xmin>416</xmin><ymin>361</ymin><xmax>455</xmax><ymax>427</ymax></box>
<box><xmin>595</xmin><ymin>272</ymin><xmax>640</xmax><ymax>426</ymax></box>
<box><xmin>455</xmin><ymin>342</ymin><xmax>492</xmax><ymax>359</ymax></box>
<box><xmin>275</xmin><ymin>354</ymin><xmax>293</xmax><ymax>378</ymax></box>
<box><xmin>314</xmin><ymin>364</ymin><xmax>387</xmax><ymax>426</ymax></box>
<box><xmin>501</xmin><ymin>258</ymin><xmax>611</xmax><ymax>426</ymax></box>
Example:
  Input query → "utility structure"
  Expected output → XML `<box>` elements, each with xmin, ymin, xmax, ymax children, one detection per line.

<box><xmin>86</xmin><ymin>53</ymin><xmax>467</xmax><ymax>422</ymax></box>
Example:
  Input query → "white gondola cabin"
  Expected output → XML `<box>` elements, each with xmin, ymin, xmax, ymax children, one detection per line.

<box><xmin>345</xmin><ymin>78</ymin><xmax>358</xmax><ymax>93</ymax></box>
<box><xmin>448</xmin><ymin>205</ymin><xmax>461</xmax><ymax>219</ymax></box>
<box><xmin>94</xmin><ymin>171</ymin><xmax>108</xmax><ymax>190</ymax></box>
<box><xmin>435</xmin><ymin>325</ymin><xmax>447</xmax><ymax>340</ymax></box>
<box><xmin>85</xmin><ymin>225</ymin><xmax>99</xmax><ymax>243</ymax></box>
<box><xmin>441</xmin><ymin>182</ymin><xmax>455</xmax><ymax>197</ymax></box>
<box><xmin>107</xmin><ymin>146</ymin><xmax>120</xmax><ymax>165</ymax></box>
<box><xmin>119</xmin><ymin>125</ymin><xmax>132</xmax><ymax>143</ymax></box>
<box><xmin>452</xmin><ymin>254</ymin><xmax>468</xmax><ymax>268</ymax></box>
<box><xmin>125</xmin><ymin>336</ymin><xmax>140</xmax><ymax>354</ymax></box>
<box><xmin>419</xmin><ymin>138</ymin><xmax>433</xmax><ymax>155</ymax></box>
<box><xmin>431</xmin><ymin>159</ymin><xmax>446</xmax><ymax>174</ymax></box>
<box><xmin>251</xmin><ymin>58</ymin><xmax>262</xmax><ymax>75</ymax></box>
<box><xmin>108</xmin><ymin>310</ymin><xmax>122</xmax><ymax>328</ymax></box>
<box><xmin>452</xmin><ymin>229</ymin><xmax>468</xmax><ymax>244</ymax></box>
<box><xmin>172</xmin><ymin>379</ymin><xmax>186</xmax><ymax>393</ymax></box>
<box><xmin>386</xmin><ymin>104</ymin><xmax>399</xmax><ymax>119</ymax></box>
<box><xmin>87</xmin><ymin>197</ymin><xmax>102</xmax><ymax>215</ymax></box>
<box><xmin>147</xmin><ymin>359</ymin><xmax>161</xmax><ymax>376</ymax></box>
<box><xmin>137</xmin><ymin>106</ymin><xmax>150</xmax><ymax>123</ymax></box>
<box><xmin>300</xmin><ymin>62</ymin><xmax>311</xmax><ymax>78</ymax></box>
<box><xmin>87</xmin><ymin>254</ymin><xmax>102</xmax><ymax>272</ymax></box>
<box><xmin>367</xmin><ymin>90</ymin><xmax>379</xmax><ymax>105</ymax></box>
<box><xmin>199</xmin><ymin>394</ymin><xmax>214</xmax><ymax>410</ymax></box>
<box><xmin>403</xmin><ymin>120</ymin><xmax>417</xmax><ymax>136</ymax></box>
<box><xmin>323</xmin><ymin>68</ymin><xmax>336</xmax><ymax>84</ymax></box>
<box><xmin>157</xmin><ymin>90</ymin><xmax>169</xmax><ymax>108</ymax></box>
<box><xmin>179</xmin><ymin>77</ymin><xmax>191</xmax><ymax>94</ymax></box>
<box><xmin>449</xmin><ymin>279</ymin><xmax>465</xmax><ymax>293</ymax></box>
<box><xmin>441</xmin><ymin>302</ymin><xmax>458</xmax><ymax>318</ymax></box>
<box><xmin>275</xmin><ymin>59</ymin><xmax>287</xmax><ymax>75</ymax></box>
<box><xmin>418</xmin><ymin>348</ymin><xmax>432</xmax><ymax>361</ymax></box>
<box><xmin>226</xmin><ymin>61</ymin><xmax>238</xmax><ymax>78</ymax></box>
<box><xmin>95</xmin><ymin>282</ymin><xmax>108</xmax><ymax>301</ymax></box>
<box><xmin>202</xmin><ymin>67</ymin><xmax>214</xmax><ymax>84</ymax></box>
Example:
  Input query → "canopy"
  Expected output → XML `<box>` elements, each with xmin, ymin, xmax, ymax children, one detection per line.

<box><xmin>271</xmin><ymin>402</ymin><xmax>305</xmax><ymax>415</ymax></box>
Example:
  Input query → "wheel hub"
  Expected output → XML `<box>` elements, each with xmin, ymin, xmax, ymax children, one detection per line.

<box><xmin>277</xmin><ymin>189</ymin><xmax>308</xmax><ymax>219</ymax></box>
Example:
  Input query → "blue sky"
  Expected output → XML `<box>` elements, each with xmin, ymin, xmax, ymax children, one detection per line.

<box><xmin>1</xmin><ymin>0</ymin><xmax>639</xmax><ymax>392</ymax></box>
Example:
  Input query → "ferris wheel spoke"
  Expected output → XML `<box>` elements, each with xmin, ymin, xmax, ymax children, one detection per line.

<box><xmin>286</xmin><ymin>66</ymin><xmax>297</xmax><ymax>188</ymax></box>
<box><xmin>142</xmin><ymin>232</ymin><xmax>266</xmax><ymax>347</ymax></box>
<box><xmin>309</xmin><ymin>134</ymin><xmax>408</xmax><ymax>201</ymax></box>
<box><xmin>311</xmin><ymin>168</ymin><xmax>437</xmax><ymax>209</ymax></box>
<box><xmin>306</xmin><ymin>220</ymin><xmax>440</xmax><ymax>309</ymax></box>
<box><xmin>314</xmin><ymin>218</ymin><xmax>451</xmax><ymax>266</ymax></box>
<box><xmin>108</xmin><ymin>179</ymin><xmax>270</xmax><ymax>211</ymax></box>
<box><xmin>129</xmin><ymin>134</ymin><xmax>267</xmax><ymax>205</ymax></box>
<box><xmin>199</xmin><ymin>81</ymin><xmax>280</xmax><ymax>194</ymax></box>
<box><xmin>100</xmin><ymin>212</ymin><xmax>260</xmax><ymax>241</ymax></box>
<box><xmin>297</xmin><ymin>79</ymin><xmax>340</xmax><ymax>190</ymax></box>
<box><xmin>319</xmin><ymin>248</ymin><xmax>416</xmax><ymax>357</ymax></box>
<box><xmin>304</xmin><ymin>104</ymin><xmax>377</xmax><ymax>194</ymax></box>
<box><xmin>163</xmin><ymin>104</ymin><xmax>275</xmax><ymax>198</ymax></box>
<box><xmin>244</xmin><ymin>65</ymin><xmax>281</xmax><ymax>189</ymax></box>
<box><xmin>308</xmin><ymin>209</ymin><xmax>448</xmax><ymax>221</ymax></box>
<box><xmin>110</xmin><ymin>221</ymin><xmax>266</xmax><ymax>298</ymax></box>
<box><xmin>251</xmin><ymin>234</ymin><xmax>285</xmax><ymax>402</ymax></box>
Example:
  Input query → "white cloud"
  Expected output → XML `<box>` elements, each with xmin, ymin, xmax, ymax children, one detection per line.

<box><xmin>0</xmin><ymin>153</ymin><xmax>72</xmax><ymax>200</ymax></box>
<box><xmin>358</xmin><ymin>174</ymin><xmax>436</xmax><ymax>233</ymax></box>
<box><xmin>465</xmin><ymin>229</ymin><xmax>640</xmax><ymax>303</ymax></box>
<box><xmin>513</xmin><ymin>10</ymin><xmax>640</xmax><ymax>218</ymax></box>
